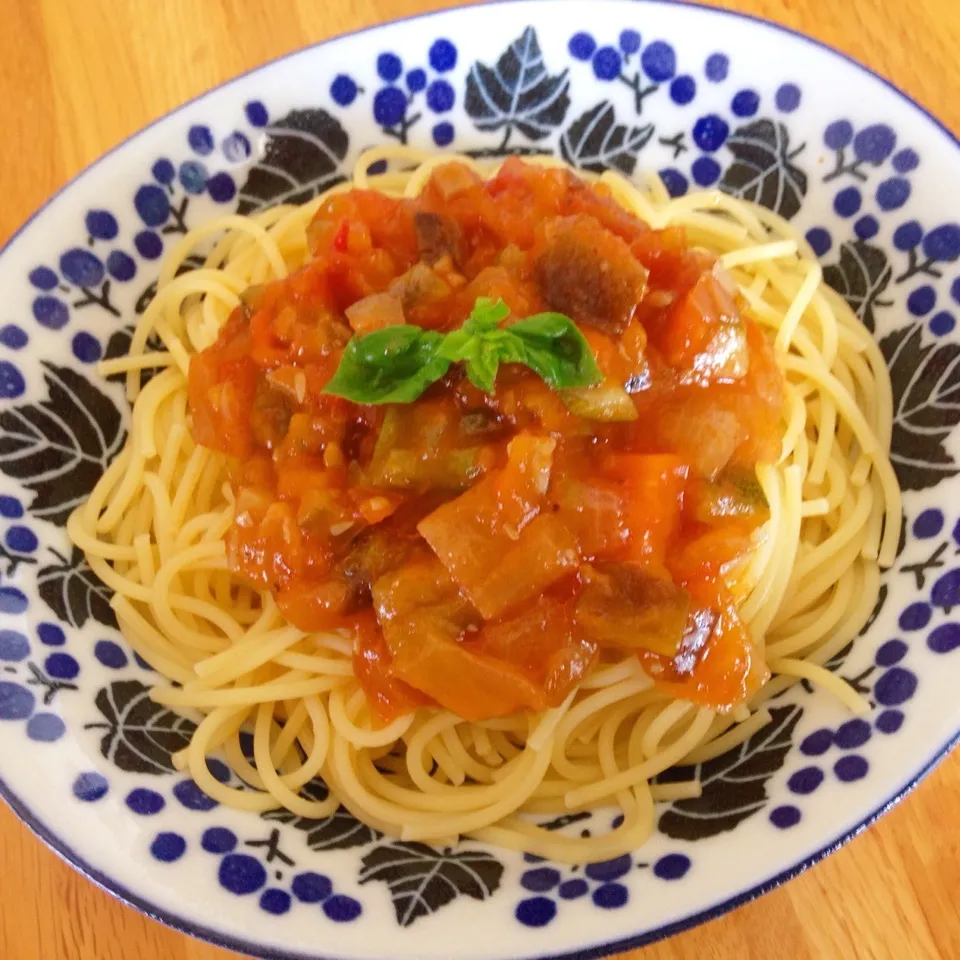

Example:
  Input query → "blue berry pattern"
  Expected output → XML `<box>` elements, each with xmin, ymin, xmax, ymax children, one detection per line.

<box><xmin>0</xmin><ymin>17</ymin><xmax>958</xmax><ymax>946</ymax></box>
<box><xmin>334</xmin><ymin>38</ymin><xmax>459</xmax><ymax>148</ymax></box>
<box><xmin>194</xmin><ymin>824</ymin><xmax>363</xmax><ymax>921</ymax></box>
<box><xmin>126</xmin><ymin>124</ymin><xmax>246</xmax><ymax>272</ymax></box>
<box><xmin>0</xmin><ymin>560</ymin><xmax>75</xmax><ymax>745</ymax></box>
<box><xmin>514</xmin><ymin>821</ymin><xmax>692</xmax><ymax>928</ymax></box>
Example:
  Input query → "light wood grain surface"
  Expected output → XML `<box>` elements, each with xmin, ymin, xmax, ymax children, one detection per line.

<box><xmin>1</xmin><ymin>1</ymin><xmax>959</xmax><ymax>958</ymax></box>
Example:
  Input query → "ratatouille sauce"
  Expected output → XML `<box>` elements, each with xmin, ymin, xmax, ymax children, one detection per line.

<box><xmin>188</xmin><ymin>159</ymin><xmax>783</xmax><ymax>723</ymax></box>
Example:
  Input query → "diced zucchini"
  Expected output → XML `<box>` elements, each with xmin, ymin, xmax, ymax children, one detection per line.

<box><xmin>562</xmin><ymin>383</ymin><xmax>639</xmax><ymax>422</ymax></box>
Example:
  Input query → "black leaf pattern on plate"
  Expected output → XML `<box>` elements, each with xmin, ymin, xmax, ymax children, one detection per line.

<box><xmin>359</xmin><ymin>842</ymin><xmax>503</xmax><ymax>927</ymax></box>
<box><xmin>719</xmin><ymin>118</ymin><xmax>807</xmax><ymax>220</ymax></box>
<box><xmin>822</xmin><ymin>240</ymin><xmax>893</xmax><ymax>333</ymax></box>
<box><xmin>465</xmin><ymin>27</ymin><xmax>570</xmax><ymax>151</ymax></box>
<box><xmin>86</xmin><ymin>680</ymin><xmax>196</xmax><ymax>775</ymax></box>
<box><xmin>263</xmin><ymin>779</ymin><xmax>382</xmax><ymax>850</ymax></box>
<box><xmin>656</xmin><ymin>704</ymin><xmax>803</xmax><ymax>840</ymax></box>
<box><xmin>134</xmin><ymin>253</ymin><xmax>207</xmax><ymax>315</ymax></box>
<box><xmin>37</xmin><ymin>546</ymin><xmax>116</xmax><ymax>629</ymax></box>
<box><xmin>236</xmin><ymin>109</ymin><xmax>349</xmax><ymax>215</ymax></box>
<box><xmin>881</xmin><ymin>323</ymin><xmax>960</xmax><ymax>490</ymax></box>
<box><xmin>559</xmin><ymin>101</ymin><xmax>654</xmax><ymax>176</ymax></box>
<box><xmin>0</xmin><ymin>362</ymin><xmax>125</xmax><ymax>525</ymax></box>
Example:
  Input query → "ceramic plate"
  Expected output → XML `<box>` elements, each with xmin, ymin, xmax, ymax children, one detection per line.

<box><xmin>0</xmin><ymin>2</ymin><xmax>958</xmax><ymax>957</ymax></box>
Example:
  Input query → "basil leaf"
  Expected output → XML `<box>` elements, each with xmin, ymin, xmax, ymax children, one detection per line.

<box><xmin>441</xmin><ymin>324</ymin><xmax>530</xmax><ymax>393</ymax></box>
<box><xmin>436</xmin><ymin>327</ymin><xmax>474</xmax><ymax>363</ymax></box>
<box><xmin>507</xmin><ymin>313</ymin><xmax>603</xmax><ymax>389</ymax></box>
<box><xmin>323</xmin><ymin>325</ymin><xmax>451</xmax><ymax>404</ymax></box>
<box><xmin>321</xmin><ymin>299</ymin><xmax>601</xmax><ymax>404</ymax></box>
<box><xmin>464</xmin><ymin>346</ymin><xmax>500</xmax><ymax>393</ymax></box>
<box><xmin>440</xmin><ymin>330</ymin><xmax>498</xmax><ymax>393</ymax></box>
<box><xmin>463</xmin><ymin>297</ymin><xmax>510</xmax><ymax>335</ymax></box>
<box><xmin>488</xmin><ymin>329</ymin><xmax>528</xmax><ymax>366</ymax></box>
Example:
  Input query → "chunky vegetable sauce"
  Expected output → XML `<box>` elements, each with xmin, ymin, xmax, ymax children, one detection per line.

<box><xmin>189</xmin><ymin>159</ymin><xmax>784</xmax><ymax>722</ymax></box>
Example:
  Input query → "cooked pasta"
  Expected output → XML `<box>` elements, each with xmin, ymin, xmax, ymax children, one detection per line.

<box><xmin>71</xmin><ymin>148</ymin><xmax>901</xmax><ymax>863</ymax></box>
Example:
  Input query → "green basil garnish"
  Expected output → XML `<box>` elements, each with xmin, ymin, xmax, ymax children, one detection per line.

<box><xmin>323</xmin><ymin>297</ymin><xmax>602</xmax><ymax>405</ymax></box>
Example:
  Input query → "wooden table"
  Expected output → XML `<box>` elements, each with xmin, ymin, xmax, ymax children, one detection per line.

<box><xmin>1</xmin><ymin>0</ymin><xmax>959</xmax><ymax>957</ymax></box>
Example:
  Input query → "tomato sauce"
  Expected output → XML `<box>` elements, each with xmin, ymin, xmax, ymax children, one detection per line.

<box><xmin>188</xmin><ymin>159</ymin><xmax>784</xmax><ymax>722</ymax></box>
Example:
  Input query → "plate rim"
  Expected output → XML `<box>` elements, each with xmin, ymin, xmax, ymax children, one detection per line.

<box><xmin>1</xmin><ymin>1</ymin><xmax>958</xmax><ymax>958</ymax></box>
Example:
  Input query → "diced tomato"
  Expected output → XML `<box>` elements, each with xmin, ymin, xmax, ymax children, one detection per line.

<box><xmin>463</xmin><ymin>266</ymin><xmax>543</xmax><ymax>322</ymax></box>
<box><xmin>730</xmin><ymin>319</ymin><xmax>784</xmax><ymax>464</ymax></box>
<box><xmin>188</xmin><ymin>313</ymin><xmax>259</xmax><ymax>458</ymax></box>
<box><xmin>543</xmin><ymin>640</ymin><xmax>599</xmax><ymax>706</ymax></box>
<box><xmin>667</xmin><ymin>521</ymin><xmax>759</xmax><ymax>583</ymax></box>
<box><xmin>276</xmin><ymin>576</ymin><xmax>357</xmax><ymax>631</ymax></box>
<box><xmin>579</xmin><ymin>327</ymin><xmax>622</xmax><ymax>381</ymax></box>
<box><xmin>308</xmin><ymin>190</ymin><xmax>419</xmax><ymax>266</ymax></box>
<box><xmin>418</xmin><ymin>473</ymin><xmax>580</xmax><ymax>618</ymax></box>
<box><xmin>550</xmin><ymin>470</ymin><xmax>626</xmax><ymax>560</ymax></box>
<box><xmin>228</xmin><ymin>500</ymin><xmax>306</xmax><ymax>589</ymax></box>
<box><xmin>498</xmin><ymin>376</ymin><xmax>585</xmax><ymax>435</ymax></box>
<box><xmin>646</xmin><ymin>262</ymin><xmax>749</xmax><ymax>385</ymax></box>
<box><xmin>352</xmin><ymin>613</ymin><xmax>428</xmax><ymax>724</ymax></box>
<box><xmin>496</xmin><ymin>433</ymin><xmax>556</xmax><ymax>536</ymax></box>
<box><xmin>483</xmin><ymin>157</ymin><xmax>649</xmax><ymax>247</ymax></box>
<box><xmin>472</xmin><ymin>593</ymin><xmax>578</xmax><ymax>678</ymax></box>
<box><xmin>276</xmin><ymin>466</ymin><xmax>340</xmax><ymax>501</ymax></box>
<box><xmin>605</xmin><ymin>454</ymin><xmax>688</xmax><ymax>570</ymax></box>
<box><xmin>393</xmin><ymin>629</ymin><xmax>546</xmax><ymax>722</ymax></box>
<box><xmin>630</xmin><ymin>226</ymin><xmax>690</xmax><ymax>288</ymax></box>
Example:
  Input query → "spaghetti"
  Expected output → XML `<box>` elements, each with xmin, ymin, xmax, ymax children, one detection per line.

<box><xmin>71</xmin><ymin>148</ymin><xmax>901</xmax><ymax>863</ymax></box>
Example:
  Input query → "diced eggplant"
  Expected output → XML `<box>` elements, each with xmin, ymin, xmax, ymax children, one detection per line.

<box><xmin>371</xmin><ymin>556</ymin><xmax>480</xmax><ymax>653</ymax></box>
<box><xmin>345</xmin><ymin>292</ymin><xmax>406</xmax><ymax>336</ymax></box>
<box><xmin>250</xmin><ymin>377</ymin><xmax>294</xmax><ymax>449</ymax></box>
<box><xmin>388</xmin><ymin>262</ymin><xmax>452</xmax><ymax>308</ymax></box>
<box><xmin>414</xmin><ymin>211</ymin><xmax>463</xmax><ymax>266</ymax></box>
<box><xmin>534</xmin><ymin>215</ymin><xmax>647</xmax><ymax>335</ymax></box>
<box><xmin>339</xmin><ymin>511</ymin><xmax>425</xmax><ymax>608</ymax></box>
<box><xmin>459</xmin><ymin>408</ymin><xmax>511</xmax><ymax>441</ymax></box>
<box><xmin>575</xmin><ymin>563</ymin><xmax>690</xmax><ymax>656</ymax></box>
